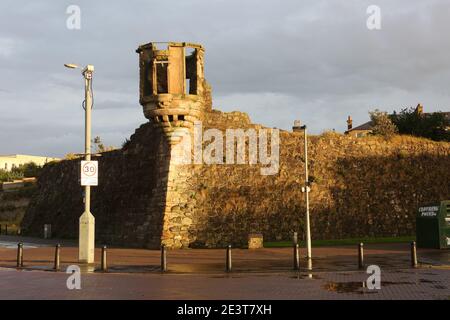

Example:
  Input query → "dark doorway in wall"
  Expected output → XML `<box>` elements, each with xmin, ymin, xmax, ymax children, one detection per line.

<box><xmin>185</xmin><ymin>48</ymin><xmax>197</xmax><ymax>95</ymax></box>
<box><xmin>156</xmin><ymin>62</ymin><xmax>168</xmax><ymax>94</ymax></box>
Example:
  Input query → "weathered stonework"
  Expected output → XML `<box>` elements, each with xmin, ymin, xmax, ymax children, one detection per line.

<box><xmin>21</xmin><ymin>42</ymin><xmax>450</xmax><ymax>248</ymax></box>
<box><xmin>248</xmin><ymin>233</ymin><xmax>264</xmax><ymax>249</ymax></box>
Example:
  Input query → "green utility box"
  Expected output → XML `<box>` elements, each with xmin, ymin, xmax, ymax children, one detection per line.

<box><xmin>416</xmin><ymin>200</ymin><xmax>450</xmax><ymax>249</ymax></box>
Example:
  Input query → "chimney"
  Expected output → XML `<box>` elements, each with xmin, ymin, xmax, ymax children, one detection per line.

<box><xmin>416</xmin><ymin>103</ymin><xmax>423</xmax><ymax>115</ymax></box>
<box><xmin>293</xmin><ymin>120</ymin><xmax>302</xmax><ymax>132</ymax></box>
<box><xmin>347</xmin><ymin>116</ymin><xmax>353</xmax><ymax>130</ymax></box>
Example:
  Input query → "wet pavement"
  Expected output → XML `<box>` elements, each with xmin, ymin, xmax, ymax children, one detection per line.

<box><xmin>0</xmin><ymin>267</ymin><xmax>448</xmax><ymax>299</ymax></box>
<box><xmin>0</xmin><ymin>236</ymin><xmax>448</xmax><ymax>299</ymax></box>
<box><xmin>0</xmin><ymin>236</ymin><xmax>448</xmax><ymax>274</ymax></box>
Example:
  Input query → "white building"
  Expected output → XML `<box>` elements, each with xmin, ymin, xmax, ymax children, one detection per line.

<box><xmin>0</xmin><ymin>154</ymin><xmax>60</xmax><ymax>171</ymax></box>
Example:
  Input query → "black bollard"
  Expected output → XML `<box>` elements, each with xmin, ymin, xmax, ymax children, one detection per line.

<box><xmin>5</xmin><ymin>224</ymin><xmax>7</xmax><ymax>236</ymax></box>
<box><xmin>53</xmin><ymin>244</ymin><xmax>60</xmax><ymax>271</ymax></box>
<box><xmin>101</xmin><ymin>245</ymin><xmax>107</xmax><ymax>272</ymax></box>
<box><xmin>16</xmin><ymin>243</ymin><xmax>23</xmax><ymax>268</ymax></box>
<box><xmin>0</xmin><ymin>224</ymin><xmax>2</xmax><ymax>235</ymax></box>
<box><xmin>411</xmin><ymin>241</ymin><xmax>418</xmax><ymax>268</ymax></box>
<box><xmin>226</xmin><ymin>245</ymin><xmax>232</xmax><ymax>272</ymax></box>
<box><xmin>293</xmin><ymin>243</ymin><xmax>300</xmax><ymax>270</ymax></box>
<box><xmin>160</xmin><ymin>245</ymin><xmax>167</xmax><ymax>272</ymax></box>
<box><xmin>358</xmin><ymin>242</ymin><xmax>364</xmax><ymax>269</ymax></box>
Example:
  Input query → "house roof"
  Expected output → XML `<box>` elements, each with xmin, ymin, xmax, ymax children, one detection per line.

<box><xmin>347</xmin><ymin>121</ymin><xmax>373</xmax><ymax>132</ymax></box>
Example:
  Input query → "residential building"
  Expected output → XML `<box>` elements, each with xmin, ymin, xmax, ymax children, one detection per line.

<box><xmin>0</xmin><ymin>154</ymin><xmax>60</xmax><ymax>171</ymax></box>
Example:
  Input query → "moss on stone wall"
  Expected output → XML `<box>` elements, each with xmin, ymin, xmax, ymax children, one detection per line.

<box><xmin>21</xmin><ymin>111</ymin><xmax>450</xmax><ymax>248</ymax></box>
<box><xmin>170</xmin><ymin>114</ymin><xmax>450</xmax><ymax>247</ymax></box>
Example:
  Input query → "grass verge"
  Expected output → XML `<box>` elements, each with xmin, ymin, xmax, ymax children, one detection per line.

<box><xmin>264</xmin><ymin>236</ymin><xmax>415</xmax><ymax>248</ymax></box>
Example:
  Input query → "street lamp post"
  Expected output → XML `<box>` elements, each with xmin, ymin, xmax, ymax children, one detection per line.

<box><xmin>65</xmin><ymin>63</ymin><xmax>96</xmax><ymax>264</ymax></box>
<box><xmin>300</xmin><ymin>125</ymin><xmax>312</xmax><ymax>268</ymax></box>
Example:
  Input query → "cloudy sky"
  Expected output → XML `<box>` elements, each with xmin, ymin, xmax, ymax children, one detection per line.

<box><xmin>1</xmin><ymin>0</ymin><xmax>449</xmax><ymax>157</ymax></box>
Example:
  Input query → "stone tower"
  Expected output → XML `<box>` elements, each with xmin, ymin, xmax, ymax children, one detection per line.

<box><xmin>135</xmin><ymin>42</ymin><xmax>214</xmax><ymax>248</ymax></box>
<box><xmin>136</xmin><ymin>42</ymin><xmax>212</xmax><ymax>143</ymax></box>
<box><xmin>21</xmin><ymin>42</ymin><xmax>450</xmax><ymax>250</ymax></box>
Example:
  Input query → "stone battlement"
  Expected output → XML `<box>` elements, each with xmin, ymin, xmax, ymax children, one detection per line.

<box><xmin>136</xmin><ymin>42</ymin><xmax>212</xmax><ymax>144</ymax></box>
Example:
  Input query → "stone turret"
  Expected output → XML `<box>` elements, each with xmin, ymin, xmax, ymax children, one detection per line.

<box><xmin>136</xmin><ymin>42</ymin><xmax>212</xmax><ymax>143</ymax></box>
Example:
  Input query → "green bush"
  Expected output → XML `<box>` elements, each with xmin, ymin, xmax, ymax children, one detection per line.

<box><xmin>0</xmin><ymin>169</ymin><xmax>23</xmax><ymax>183</ymax></box>
<box><xmin>390</xmin><ymin>107</ymin><xmax>450</xmax><ymax>142</ymax></box>
<box><xmin>0</xmin><ymin>162</ymin><xmax>43</xmax><ymax>183</ymax></box>
<box><xmin>369</xmin><ymin>109</ymin><xmax>398</xmax><ymax>138</ymax></box>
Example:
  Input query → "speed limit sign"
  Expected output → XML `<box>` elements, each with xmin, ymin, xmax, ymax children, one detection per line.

<box><xmin>80</xmin><ymin>161</ymin><xmax>98</xmax><ymax>186</ymax></box>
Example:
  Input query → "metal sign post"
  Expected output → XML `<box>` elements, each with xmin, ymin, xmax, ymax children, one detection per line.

<box><xmin>300</xmin><ymin>125</ymin><xmax>312</xmax><ymax>268</ymax></box>
<box><xmin>64</xmin><ymin>63</ymin><xmax>97</xmax><ymax>264</ymax></box>
<box><xmin>79</xmin><ymin>65</ymin><xmax>95</xmax><ymax>264</ymax></box>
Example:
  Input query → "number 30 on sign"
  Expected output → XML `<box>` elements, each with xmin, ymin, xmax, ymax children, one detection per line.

<box><xmin>80</xmin><ymin>161</ymin><xmax>98</xmax><ymax>186</ymax></box>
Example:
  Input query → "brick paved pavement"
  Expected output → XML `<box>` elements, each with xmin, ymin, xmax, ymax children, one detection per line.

<box><xmin>0</xmin><ymin>236</ymin><xmax>448</xmax><ymax>299</ymax></box>
<box><xmin>0</xmin><ymin>267</ymin><xmax>448</xmax><ymax>299</ymax></box>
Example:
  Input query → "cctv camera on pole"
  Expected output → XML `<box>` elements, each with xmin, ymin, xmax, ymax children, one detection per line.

<box><xmin>65</xmin><ymin>63</ymin><xmax>96</xmax><ymax>264</ymax></box>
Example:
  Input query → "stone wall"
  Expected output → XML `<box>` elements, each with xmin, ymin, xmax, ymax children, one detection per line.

<box><xmin>0</xmin><ymin>186</ymin><xmax>34</xmax><ymax>232</ymax></box>
<box><xmin>183</xmin><ymin>125</ymin><xmax>450</xmax><ymax>247</ymax></box>
<box><xmin>22</xmin><ymin>110</ymin><xmax>450</xmax><ymax>248</ymax></box>
<box><xmin>22</xmin><ymin>123</ymin><xmax>172</xmax><ymax>247</ymax></box>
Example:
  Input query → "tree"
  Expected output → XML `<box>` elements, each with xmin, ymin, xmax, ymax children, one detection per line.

<box><xmin>0</xmin><ymin>162</ymin><xmax>42</xmax><ymax>183</ymax></box>
<box><xmin>390</xmin><ymin>107</ymin><xmax>450</xmax><ymax>142</ymax></box>
<box><xmin>0</xmin><ymin>169</ymin><xmax>23</xmax><ymax>183</ymax></box>
<box><xmin>369</xmin><ymin>109</ymin><xmax>398</xmax><ymax>138</ymax></box>
<box><xmin>92</xmin><ymin>136</ymin><xmax>116</xmax><ymax>153</ymax></box>
<box><xmin>21</xmin><ymin>162</ymin><xmax>42</xmax><ymax>178</ymax></box>
<box><xmin>8</xmin><ymin>162</ymin><xmax>42</xmax><ymax>179</ymax></box>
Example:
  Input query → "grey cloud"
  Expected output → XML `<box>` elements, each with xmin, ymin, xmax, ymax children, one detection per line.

<box><xmin>0</xmin><ymin>0</ymin><xmax>449</xmax><ymax>157</ymax></box>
